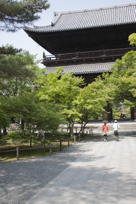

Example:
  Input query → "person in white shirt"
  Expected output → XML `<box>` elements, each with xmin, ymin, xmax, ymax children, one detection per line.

<box><xmin>113</xmin><ymin>120</ymin><xmax>119</xmax><ymax>141</ymax></box>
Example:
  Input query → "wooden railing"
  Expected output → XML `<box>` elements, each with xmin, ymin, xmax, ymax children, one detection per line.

<box><xmin>0</xmin><ymin>139</ymin><xmax>71</xmax><ymax>160</ymax></box>
<box><xmin>43</xmin><ymin>47</ymin><xmax>136</xmax><ymax>65</ymax></box>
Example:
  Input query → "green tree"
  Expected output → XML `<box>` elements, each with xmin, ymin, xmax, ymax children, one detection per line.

<box><xmin>37</xmin><ymin>68</ymin><xmax>84</xmax><ymax>137</ymax></box>
<box><xmin>75</xmin><ymin>77</ymin><xmax>113</xmax><ymax>134</ymax></box>
<box><xmin>0</xmin><ymin>51</ymin><xmax>38</xmax><ymax>96</ymax></box>
<box><xmin>0</xmin><ymin>44</ymin><xmax>22</xmax><ymax>54</ymax></box>
<box><xmin>0</xmin><ymin>48</ymin><xmax>40</xmax><ymax>140</ymax></box>
<box><xmin>98</xmin><ymin>33</ymin><xmax>136</xmax><ymax>118</ymax></box>
<box><xmin>6</xmin><ymin>93</ymin><xmax>65</xmax><ymax>144</ymax></box>
<box><xmin>109</xmin><ymin>51</ymin><xmax>136</xmax><ymax>111</ymax></box>
<box><xmin>0</xmin><ymin>0</ymin><xmax>49</xmax><ymax>31</ymax></box>
<box><xmin>59</xmin><ymin>72</ymin><xmax>83</xmax><ymax>136</ymax></box>
<box><xmin>0</xmin><ymin>97</ymin><xmax>11</xmax><ymax>135</ymax></box>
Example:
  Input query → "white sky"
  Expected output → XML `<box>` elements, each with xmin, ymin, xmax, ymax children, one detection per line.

<box><xmin>0</xmin><ymin>0</ymin><xmax>136</xmax><ymax>66</ymax></box>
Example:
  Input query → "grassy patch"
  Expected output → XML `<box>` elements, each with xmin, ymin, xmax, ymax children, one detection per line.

<box><xmin>0</xmin><ymin>150</ymin><xmax>49</xmax><ymax>162</ymax></box>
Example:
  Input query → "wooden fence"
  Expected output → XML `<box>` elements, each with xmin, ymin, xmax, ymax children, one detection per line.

<box><xmin>0</xmin><ymin>139</ymin><xmax>71</xmax><ymax>161</ymax></box>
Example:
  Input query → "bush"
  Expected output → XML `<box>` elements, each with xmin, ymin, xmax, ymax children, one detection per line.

<box><xmin>8</xmin><ymin>130</ymin><xmax>33</xmax><ymax>144</ymax></box>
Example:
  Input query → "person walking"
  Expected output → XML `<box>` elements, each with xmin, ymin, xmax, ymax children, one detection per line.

<box><xmin>102</xmin><ymin>122</ymin><xmax>109</xmax><ymax>141</ymax></box>
<box><xmin>113</xmin><ymin>120</ymin><xmax>119</xmax><ymax>141</ymax></box>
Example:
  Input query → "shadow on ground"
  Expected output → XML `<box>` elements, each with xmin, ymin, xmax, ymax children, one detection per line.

<box><xmin>0</xmin><ymin>143</ymin><xmax>96</xmax><ymax>203</ymax></box>
<box><xmin>33</xmin><ymin>165</ymin><xmax>136</xmax><ymax>204</ymax></box>
<box><xmin>0</xmin><ymin>138</ymin><xmax>136</xmax><ymax>204</ymax></box>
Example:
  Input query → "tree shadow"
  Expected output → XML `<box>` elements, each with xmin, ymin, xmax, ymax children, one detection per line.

<box><xmin>82</xmin><ymin>135</ymin><xmax>135</xmax><ymax>142</ymax></box>
<box><xmin>0</xmin><ymin>143</ymin><xmax>100</xmax><ymax>203</ymax></box>
<box><xmin>0</xmin><ymin>139</ymin><xmax>136</xmax><ymax>204</ymax></box>
<box><xmin>32</xmin><ymin>166</ymin><xmax>136</xmax><ymax>204</ymax></box>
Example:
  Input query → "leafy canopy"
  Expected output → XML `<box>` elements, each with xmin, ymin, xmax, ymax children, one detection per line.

<box><xmin>0</xmin><ymin>0</ymin><xmax>49</xmax><ymax>31</ymax></box>
<box><xmin>99</xmin><ymin>33</ymin><xmax>136</xmax><ymax>110</ymax></box>
<box><xmin>128</xmin><ymin>33</ymin><xmax>136</xmax><ymax>46</ymax></box>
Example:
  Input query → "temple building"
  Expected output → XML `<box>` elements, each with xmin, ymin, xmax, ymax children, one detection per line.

<box><xmin>24</xmin><ymin>3</ymin><xmax>136</xmax><ymax>120</ymax></box>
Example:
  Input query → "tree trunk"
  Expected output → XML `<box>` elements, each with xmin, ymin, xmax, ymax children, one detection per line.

<box><xmin>104</xmin><ymin>104</ymin><xmax>113</xmax><ymax>121</ymax></box>
<box><xmin>16</xmin><ymin>146</ymin><xmax>19</xmax><ymax>160</ymax></box>
<box><xmin>130</xmin><ymin>107</ymin><xmax>136</xmax><ymax>120</ymax></box>
<box><xmin>69</xmin><ymin>122</ymin><xmax>74</xmax><ymax>139</ymax></box>
<box><xmin>73</xmin><ymin>135</ymin><xmax>76</xmax><ymax>143</ymax></box>
<box><xmin>43</xmin><ymin>141</ymin><xmax>46</xmax><ymax>152</ymax></box>
<box><xmin>49</xmin><ymin>144</ymin><xmax>52</xmax><ymax>154</ymax></box>
<box><xmin>21</xmin><ymin>119</ymin><xmax>25</xmax><ymax>131</ymax></box>
<box><xmin>80</xmin><ymin>122</ymin><xmax>86</xmax><ymax>135</ymax></box>
<box><xmin>30</xmin><ymin>137</ymin><xmax>32</xmax><ymax>147</ymax></box>
<box><xmin>3</xmin><ymin>127</ymin><xmax>7</xmax><ymax>135</ymax></box>
<box><xmin>68</xmin><ymin>139</ymin><xmax>70</xmax><ymax>146</ymax></box>
<box><xmin>70</xmin><ymin>124</ymin><xmax>73</xmax><ymax>138</ymax></box>
<box><xmin>59</xmin><ymin>139</ymin><xmax>62</xmax><ymax>151</ymax></box>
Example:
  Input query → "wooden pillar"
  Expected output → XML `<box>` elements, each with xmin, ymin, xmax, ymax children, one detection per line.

<box><xmin>16</xmin><ymin>146</ymin><xmax>19</xmax><ymax>160</ymax></box>
<box><xmin>59</xmin><ymin>140</ymin><xmax>62</xmax><ymax>151</ymax></box>
<box><xmin>103</xmin><ymin>112</ymin><xmax>109</xmax><ymax>121</ymax></box>
<box><xmin>103</xmin><ymin>104</ymin><xmax>113</xmax><ymax>121</ymax></box>
<box><xmin>130</xmin><ymin>107</ymin><xmax>136</xmax><ymax>120</ymax></box>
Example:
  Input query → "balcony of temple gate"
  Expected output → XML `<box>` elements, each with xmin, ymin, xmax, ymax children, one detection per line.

<box><xmin>43</xmin><ymin>47</ymin><xmax>136</xmax><ymax>66</ymax></box>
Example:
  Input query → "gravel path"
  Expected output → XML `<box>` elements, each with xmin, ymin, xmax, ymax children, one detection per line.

<box><xmin>1</xmin><ymin>136</ymin><xmax>136</xmax><ymax>204</ymax></box>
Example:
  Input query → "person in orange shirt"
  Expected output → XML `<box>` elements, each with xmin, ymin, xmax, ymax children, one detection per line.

<box><xmin>102</xmin><ymin>122</ymin><xmax>109</xmax><ymax>141</ymax></box>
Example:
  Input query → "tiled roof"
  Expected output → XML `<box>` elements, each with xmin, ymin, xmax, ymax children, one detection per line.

<box><xmin>46</xmin><ymin>62</ymin><xmax>114</xmax><ymax>75</ymax></box>
<box><xmin>25</xmin><ymin>3</ymin><xmax>136</xmax><ymax>33</ymax></box>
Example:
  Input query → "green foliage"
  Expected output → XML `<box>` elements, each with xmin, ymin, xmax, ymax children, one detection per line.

<box><xmin>37</xmin><ymin>68</ymin><xmax>84</xmax><ymax>135</ymax></box>
<box><xmin>0</xmin><ymin>49</ymin><xmax>67</xmax><ymax>144</ymax></box>
<box><xmin>37</xmin><ymin>67</ymin><xmax>64</xmax><ymax>102</ymax></box>
<box><xmin>128</xmin><ymin>33</ymin><xmax>136</xmax><ymax>46</ymax></box>
<box><xmin>74</xmin><ymin>77</ymin><xmax>112</xmax><ymax>129</ymax></box>
<box><xmin>0</xmin><ymin>52</ymin><xmax>37</xmax><ymax>78</ymax></box>
<box><xmin>98</xmin><ymin>34</ymin><xmax>136</xmax><ymax>114</ymax></box>
<box><xmin>0</xmin><ymin>0</ymin><xmax>49</xmax><ymax>31</ymax></box>
<box><xmin>45</xmin><ymin>131</ymin><xmax>70</xmax><ymax>141</ymax></box>
<box><xmin>0</xmin><ymin>97</ymin><xmax>11</xmax><ymax>129</ymax></box>
<box><xmin>109</xmin><ymin>50</ymin><xmax>136</xmax><ymax>107</ymax></box>
<box><xmin>0</xmin><ymin>51</ymin><xmax>38</xmax><ymax>96</ymax></box>
<box><xmin>8</xmin><ymin>130</ymin><xmax>28</xmax><ymax>144</ymax></box>
<box><xmin>0</xmin><ymin>45</ymin><xmax>22</xmax><ymax>54</ymax></box>
<box><xmin>34</xmin><ymin>102</ymin><xmax>65</xmax><ymax>131</ymax></box>
<box><xmin>112</xmin><ymin>104</ymin><xmax>130</xmax><ymax>119</ymax></box>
